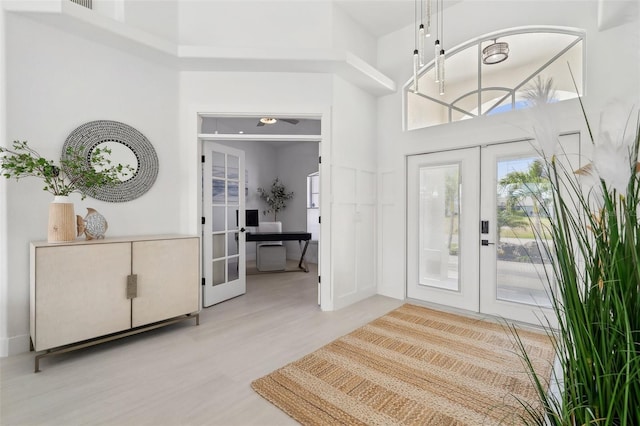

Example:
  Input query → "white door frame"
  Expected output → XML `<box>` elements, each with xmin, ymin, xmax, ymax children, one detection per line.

<box><xmin>189</xmin><ymin>108</ymin><xmax>333</xmax><ymax>311</ymax></box>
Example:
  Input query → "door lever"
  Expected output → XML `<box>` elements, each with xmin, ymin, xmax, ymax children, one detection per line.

<box><xmin>481</xmin><ymin>239</ymin><xmax>495</xmax><ymax>246</ymax></box>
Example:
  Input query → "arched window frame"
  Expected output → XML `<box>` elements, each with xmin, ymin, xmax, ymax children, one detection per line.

<box><xmin>403</xmin><ymin>26</ymin><xmax>587</xmax><ymax>130</ymax></box>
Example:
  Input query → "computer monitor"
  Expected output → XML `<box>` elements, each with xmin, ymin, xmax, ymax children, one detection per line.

<box><xmin>237</xmin><ymin>209</ymin><xmax>260</xmax><ymax>227</ymax></box>
<box><xmin>245</xmin><ymin>209</ymin><xmax>259</xmax><ymax>227</ymax></box>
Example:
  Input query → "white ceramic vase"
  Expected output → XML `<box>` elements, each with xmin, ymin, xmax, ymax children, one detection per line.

<box><xmin>47</xmin><ymin>195</ymin><xmax>76</xmax><ymax>243</ymax></box>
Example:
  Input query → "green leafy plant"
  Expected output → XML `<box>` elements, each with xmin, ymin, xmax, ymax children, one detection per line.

<box><xmin>0</xmin><ymin>140</ymin><xmax>133</xmax><ymax>199</ymax></box>
<box><xmin>513</xmin><ymin>96</ymin><xmax>640</xmax><ymax>425</ymax></box>
<box><xmin>257</xmin><ymin>177</ymin><xmax>294</xmax><ymax>221</ymax></box>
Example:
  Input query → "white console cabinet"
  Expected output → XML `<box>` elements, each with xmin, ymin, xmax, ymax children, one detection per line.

<box><xmin>30</xmin><ymin>235</ymin><xmax>200</xmax><ymax>371</ymax></box>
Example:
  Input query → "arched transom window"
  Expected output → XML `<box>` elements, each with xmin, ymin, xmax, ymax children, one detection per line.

<box><xmin>404</xmin><ymin>26</ymin><xmax>586</xmax><ymax>130</ymax></box>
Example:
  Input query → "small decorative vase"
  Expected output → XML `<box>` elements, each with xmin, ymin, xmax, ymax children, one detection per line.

<box><xmin>48</xmin><ymin>196</ymin><xmax>76</xmax><ymax>243</ymax></box>
<box><xmin>77</xmin><ymin>207</ymin><xmax>108</xmax><ymax>240</ymax></box>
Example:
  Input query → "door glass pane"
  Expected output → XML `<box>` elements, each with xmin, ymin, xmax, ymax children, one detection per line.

<box><xmin>228</xmin><ymin>257</ymin><xmax>239</xmax><ymax>281</ymax></box>
<box><xmin>227</xmin><ymin>207</ymin><xmax>238</xmax><ymax>230</ymax></box>
<box><xmin>212</xmin><ymin>260</ymin><xmax>225</xmax><ymax>285</ymax></box>
<box><xmin>227</xmin><ymin>155</ymin><xmax>239</xmax><ymax>179</ymax></box>
<box><xmin>227</xmin><ymin>181</ymin><xmax>239</xmax><ymax>204</ymax></box>
<box><xmin>496</xmin><ymin>156</ymin><xmax>552</xmax><ymax>307</ymax></box>
<box><xmin>418</xmin><ymin>164</ymin><xmax>460</xmax><ymax>290</ymax></box>
<box><xmin>212</xmin><ymin>206</ymin><xmax>226</xmax><ymax>232</ymax></box>
<box><xmin>212</xmin><ymin>152</ymin><xmax>225</xmax><ymax>178</ymax></box>
<box><xmin>228</xmin><ymin>233</ymin><xmax>238</xmax><ymax>256</ymax></box>
<box><xmin>212</xmin><ymin>179</ymin><xmax>225</xmax><ymax>204</ymax></box>
<box><xmin>212</xmin><ymin>234</ymin><xmax>225</xmax><ymax>259</ymax></box>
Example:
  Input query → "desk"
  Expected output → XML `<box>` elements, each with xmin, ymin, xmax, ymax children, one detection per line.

<box><xmin>246</xmin><ymin>231</ymin><xmax>312</xmax><ymax>272</ymax></box>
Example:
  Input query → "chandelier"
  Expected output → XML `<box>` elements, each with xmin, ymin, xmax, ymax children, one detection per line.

<box><xmin>482</xmin><ymin>40</ymin><xmax>510</xmax><ymax>65</ymax></box>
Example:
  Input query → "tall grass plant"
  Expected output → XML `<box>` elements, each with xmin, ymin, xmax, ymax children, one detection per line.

<box><xmin>514</xmin><ymin>93</ymin><xmax>640</xmax><ymax>424</ymax></box>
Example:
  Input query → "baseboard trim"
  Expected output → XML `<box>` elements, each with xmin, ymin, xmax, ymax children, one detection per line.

<box><xmin>1</xmin><ymin>333</ymin><xmax>30</xmax><ymax>357</ymax></box>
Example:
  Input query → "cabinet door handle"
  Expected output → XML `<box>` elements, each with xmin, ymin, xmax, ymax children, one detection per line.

<box><xmin>127</xmin><ymin>274</ymin><xmax>138</xmax><ymax>299</ymax></box>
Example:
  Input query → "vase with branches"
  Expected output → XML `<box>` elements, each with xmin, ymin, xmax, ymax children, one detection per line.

<box><xmin>257</xmin><ymin>177</ymin><xmax>294</xmax><ymax>221</ymax></box>
<box><xmin>0</xmin><ymin>140</ymin><xmax>132</xmax><ymax>199</ymax></box>
<box><xmin>1</xmin><ymin>140</ymin><xmax>133</xmax><ymax>242</ymax></box>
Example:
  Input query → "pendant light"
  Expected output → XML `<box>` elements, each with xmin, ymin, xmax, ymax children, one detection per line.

<box><xmin>433</xmin><ymin>0</ymin><xmax>440</xmax><ymax>83</ymax></box>
<box><xmin>425</xmin><ymin>0</ymin><xmax>432</xmax><ymax>37</ymax></box>
<box><xmin>412</xmin><ymin>0</ymin><xmax>419</xmax><ymax>93</ymax></box>
<box><xmin>437</xmin><ymin>0</ymin><xmax>445</xmax><ymax>95</ymax></box>
<box><xmin>482</xmin><ymin>39</ymin><xmax>509</xmax><ymax>64</ymax></box>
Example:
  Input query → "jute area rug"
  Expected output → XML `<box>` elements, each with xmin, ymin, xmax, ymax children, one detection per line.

<box><xmin>251</xmin><ymin>303</ymin><xmax>554</xmax><ymax>425</ymax></box>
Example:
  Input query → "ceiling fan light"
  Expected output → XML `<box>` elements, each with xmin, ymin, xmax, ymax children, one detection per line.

<box><xmin>259</xmin><ymin>117</ymin><xmax>277</xmax><ymax>124</ymax></box>
<box><xmin>482</xmin><ymin>41</ymin><xmax>509</xmax><ymax>65</ymax></box>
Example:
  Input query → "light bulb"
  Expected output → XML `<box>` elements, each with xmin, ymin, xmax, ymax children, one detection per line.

<box><xmin>434</xmin><ymin>40</ymin><xmax>441</xmax><ymax>83</ymax></box>
<box><xmin>418</xmin><ymin>25</ymin><xmax>425</xmax><ymax>66</ymax></box>
<box><xmin>425</xmin><ymin>0</ymin><xmax>431</xmax><ymax>37</ymax></box>
<box><xmin>438</xmin><ymin>49</ymin><xmax>445</xmax><ymax>95</ymax></box>
<box><xmin>413</xmin><ymin>49</ymin><xmax>419</xmax><ymax>93</ymax></box>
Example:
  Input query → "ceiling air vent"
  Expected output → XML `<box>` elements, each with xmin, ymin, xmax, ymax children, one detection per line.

<box><xmin>69</xmin><ymin>0</ymin><xmax>92</xmax><ymax>9</ymax></box>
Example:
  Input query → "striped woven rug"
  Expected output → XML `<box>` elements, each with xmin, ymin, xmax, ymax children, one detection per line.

<box><xmin>251</xmin><ymin>303</ymin><xmax>554</xmax><ymax>425</ymax></box>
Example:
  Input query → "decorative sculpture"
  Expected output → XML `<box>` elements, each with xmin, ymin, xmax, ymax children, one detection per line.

<box><xmin>77</xmin><ymin>208</ymin><xmax>108</xmax><ymax>240</ymax></box>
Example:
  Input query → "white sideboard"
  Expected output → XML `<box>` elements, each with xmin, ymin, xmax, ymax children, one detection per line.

<box><xmin>30</xmin><ymin>235</ymin><xmax>200</xmax><ymax>371</ymax></box>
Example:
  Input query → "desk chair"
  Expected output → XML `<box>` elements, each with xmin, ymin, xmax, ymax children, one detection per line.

<box><xmin>256</xmin><ymin>222</ymin><xmax>286</xmax><ymax>271</ymax></box>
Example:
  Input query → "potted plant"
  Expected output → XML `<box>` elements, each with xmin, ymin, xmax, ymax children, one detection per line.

<box><xmin>1</xmin><ymin>140</ymin><xmax>132</xmax><ymax>242</ymax></box>
<box><xmin>257</xmin><ymin>177</ymin><xmax>294</xmax><ymax>221</ymax></box>
<box><xmin>512</xmin><ymin>98</ymin><xmax>640</xmax><ymax>424</ymax></box>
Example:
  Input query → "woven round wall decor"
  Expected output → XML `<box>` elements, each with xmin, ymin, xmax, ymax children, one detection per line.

<box><xmin>62</xmin><ymin>120</ymin><xmax>158</xmax><ymax>203</ymax></box>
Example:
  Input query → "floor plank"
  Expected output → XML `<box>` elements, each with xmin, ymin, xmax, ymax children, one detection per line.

<box><xmin>1</xmin><ymin>262</ymin><xmax>403</xmax><ymax>426</ymax></box>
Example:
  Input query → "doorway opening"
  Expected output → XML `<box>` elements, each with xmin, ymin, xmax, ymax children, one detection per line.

<box><xmin>198</xmin><ymin>114</ymin><xmax>323</xmax><ymax>308</ymax></box>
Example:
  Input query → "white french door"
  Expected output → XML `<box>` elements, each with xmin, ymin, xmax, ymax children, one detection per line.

<box><xmin>407</xmin><ymin>148</ymin><xmax>480</xmax><ymax>312</ymax></box>
<box><xmin>408</xmin><ymin>141</ymin><xmax>561</xmax><ymax>326</ymax></box>
<box><xmin>202</xmin><ymin>142</ymin><xmax>246</xmax><ymax>307</ymax></box>
<box><xmin>479</xmin><ymin>141</ymin><xmax>556</xmax><ymax>326</ymax></box>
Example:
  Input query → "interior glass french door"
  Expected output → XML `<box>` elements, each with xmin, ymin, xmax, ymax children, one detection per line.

<box><xmin>408</xmin><ymin>141</ymin><xmax>561</xmax><ymax>326</ymax></box>
<box><xmin>202</xmin><ymin>141</ymin><xmax>246</xmax><ymax>307</ymax></box>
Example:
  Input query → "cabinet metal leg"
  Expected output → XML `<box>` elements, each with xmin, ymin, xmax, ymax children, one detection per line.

<box><xmin>32</xmin><ymin>313</ymin><xmax>200</xmax><ymax>372</ymax></box>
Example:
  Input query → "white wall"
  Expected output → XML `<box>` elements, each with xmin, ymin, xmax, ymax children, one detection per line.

<box><xmin>2</xmin><ymin>13</ymin><xmax>180</xmax><ymax>355</ymax></box>
<box><xmin>330</xmin><ymin>75</ymin><xmax>378</xmax><ymax>309</ymax></box>
<box><xmin>124</xmin><ymin>0</ymin><xmax>178</xmax><ymax>42</ymax></box>
<box><xmin>331</xmin><ymin>4</ymin><xmax>377</xmax><ymax>65</ymax></box>
<box><xmin>0</xmin><ymin>9</ymin><xmax>8</xmax><ymax>358</ymax></box>
<box><xmin>178</xmin><ymin>1</ymin><xmax>332</xmax><ymax>49</ymax></box>
<box><xmin>375</xmin><ymin>0</ymin><xmax>640</xmax><ymax>300</ymax></box>
<box><xmin>275</xmin><ymin>141</ymin><xmax>319</xmax><ymax>259</ymax></box>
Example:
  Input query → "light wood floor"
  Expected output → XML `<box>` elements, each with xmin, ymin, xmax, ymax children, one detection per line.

<box><xmin>0</xmin><ymin>262</ymin><xmax>404</xmax><ymax>426</ymax></box>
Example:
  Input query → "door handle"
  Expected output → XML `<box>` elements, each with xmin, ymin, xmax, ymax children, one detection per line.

<box><xmin>481</xmin><ymin>239</ymin><xmax>495</xmax><ymax>246</ymax></box>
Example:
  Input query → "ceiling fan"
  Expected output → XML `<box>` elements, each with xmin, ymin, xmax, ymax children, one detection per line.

<box><xmin>257</xmin><ymin>117</ymin><xmax>300</xmax><ymax>127</ymax></box>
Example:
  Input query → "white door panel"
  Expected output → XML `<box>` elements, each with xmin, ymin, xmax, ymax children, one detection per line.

<box><xmin>407</xmin><ymin>148</ymin><xmax>480</xmax><ymax>312</ymax></box>
<box><xmin>480</xmin><ymin>142</ymin><xmax>556</xmax><ymax>326</ymax></box>
<box><xmin>202</xmin><ymin>142</ymin><xmax>246</xmax><ymax>307</ymax></box>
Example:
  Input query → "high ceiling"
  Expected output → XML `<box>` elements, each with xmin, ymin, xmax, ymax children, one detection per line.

<box><xmin>334</xmin><ymin>0</ymin><xmax>462</xmax><ymax>37</ymax></box>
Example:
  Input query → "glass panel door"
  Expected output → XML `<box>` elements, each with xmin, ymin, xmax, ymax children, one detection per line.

<box><xmin>407</xmin><ymin>148</ymin><xmax>480</xmax><ymax>312</ymax></box>
<box><xmin>480</xmin><ymin>141</ymin><xmax>557</xmax><ymax>326</ymax></box>
<box><xmin>202</xmin><ymin>141</ymin><xmax>246</xmax><ymax>307</ymax></box>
